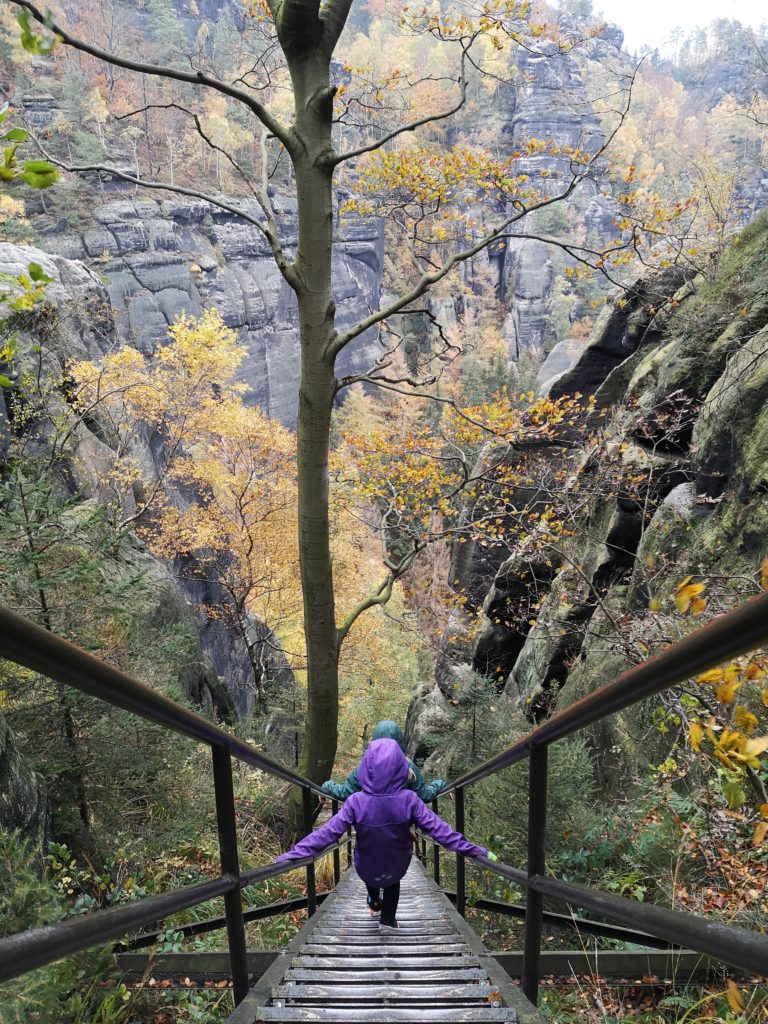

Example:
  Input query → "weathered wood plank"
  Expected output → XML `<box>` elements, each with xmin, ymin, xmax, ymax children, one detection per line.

<box><xmin>257</xmin><ymin>1009</ymin><xmax>515</xmax><ymax>1022</ymax></box>
<box><xmin>272</xmin><ymin>983</ymin><xmax>498</xmax><ymax>1001</ymax></box>
<box><xmin>299</xmin><ymin>943</ymin><xmax>469</xmax><ymax>956</ymax></box>
<box><xmin>283</xmin><ymin>969</ymin><xmax>489</xmax><ymax>984</ymax></box>
<box><xmin>292</xmin><ymin>956</ymin><xmax>483</xmax><ymax>970</ymax></box>
<box><xmin>309</xmin><ymin>933</ymin><xmax>465</xmax><ymax>945</ymax></box>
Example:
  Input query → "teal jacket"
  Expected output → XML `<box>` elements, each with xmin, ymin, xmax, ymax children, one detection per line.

<box><xmin>320</xmin><ymin>720</ymin><xmax>445</xmax><ymax>803</ymax></box>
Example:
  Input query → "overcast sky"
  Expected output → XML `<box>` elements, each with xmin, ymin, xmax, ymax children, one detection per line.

<box><xmin>594</xmin><ymin>0</ymin><xmax>766</xmax><ymax>54</ymax></box>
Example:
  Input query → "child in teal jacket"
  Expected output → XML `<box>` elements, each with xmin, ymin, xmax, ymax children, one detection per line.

<box><xmin>320</xmin><ymin>720</ymin><xmax>445</xmax><ymax>803</ymax></box>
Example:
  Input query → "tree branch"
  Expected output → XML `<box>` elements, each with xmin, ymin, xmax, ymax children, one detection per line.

<box><xmin>25</xmin><ymin>134</ymin><xmax>300</xmax><ymax>289</ymax></box>
<box><xmin>8</xmin><ymin>0</ymin><xmax>294</xmax><ymax>151</ymax></box>
<box><xmin>320</xmin><ymin>0</ymin><xmax>354</xmax><ymax>54</ymax></box>
<box><xmin>331</xmin><ymin>38</ymin><xmax>472</xmax><ymax>167</ymax></box>
<box><xmin>326</xmin><ymin>190</ymin><xmax>567</xmax><ymax>359</ymax></box>
<box><xmin>329</xmin><ymin>59</ymin><xmax>641</xmax><ymax>359</ymax></box>
<box><xmin>336</xmin><ymin>543</ymin><xmax>424</xmax><ymax>645</ymax></box>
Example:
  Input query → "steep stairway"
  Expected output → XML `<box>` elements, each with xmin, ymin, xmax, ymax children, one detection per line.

<box><xmin>227</xmin><ymin>860</ymin><xmax>536</xmax><ymax>1023</ymax></box>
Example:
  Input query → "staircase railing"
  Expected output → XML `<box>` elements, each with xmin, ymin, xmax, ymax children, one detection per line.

<box><xmin>0</xmin><ymin>606</ymin><xmax>347</xmax><ymax>1006</ymax></box>
<box><xmin>2</xmin><ymin>592</ymin><xmax>768</xmax><ymax>1010</ymax></box>
<box><xmin>427</xmin><ymin>590</ymin><xmax>768</xmax><ymax>1003</ymax></box>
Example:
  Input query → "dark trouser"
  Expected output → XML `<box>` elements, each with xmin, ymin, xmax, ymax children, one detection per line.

<box><xmin>366</xmin><ymin>882</ymin><xmax>400</xmax><ymax>926</ymax></box>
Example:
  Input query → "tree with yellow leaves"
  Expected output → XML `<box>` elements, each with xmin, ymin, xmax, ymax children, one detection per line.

<box><xmin>9</xmin><ymin>0</ymin><xmax>675</xmax><ymax>795</ymax></box>
<box><xmin>72</xmin><ymin>310</ymin><xmax>300</xmax><ymax>707</ymax></box>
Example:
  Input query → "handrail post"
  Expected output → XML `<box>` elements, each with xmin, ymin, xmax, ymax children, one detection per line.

<box><xmin>522</xmin><ymin>744</ymin><xmax>548</xmax><ymax>1005</ymax></box>
<box><xmin>331</xmin><ymin>799</ymin><xmax>341</xmax><ymax>885</ymax></box>
<box><xmin>211</xmin><ymin>745</ymin><xmax>249</xmax><ymax>1005</ymax></box>
<box><xmin>431</xmin><ymin>798</ymin><xmax>440</xmax><ymax>886</ymax></box>
<box><xmin>302</xmin><ymin>786</ymin><xmax>317</xmax><ymax>917</ymax></box>
<box><xmin>455</xmin><ymin>786</ymin><xmax>466</xmax><ymax>917</ymax></box>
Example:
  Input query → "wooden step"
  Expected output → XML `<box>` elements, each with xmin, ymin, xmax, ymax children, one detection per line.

<box><xmin>284</xmin><ymin>969</ymin><xmax>489</xmax><ymax>983</ymax></box>
<box><xmin>292</xmin><ymin>955</ymin><xmax>483</xmax><ymax>970</ymax></box>
<box><xmin>300</xmin><ymin>943</ymin><xmax>470</xmax><ymax>956</ymax></box>
<box><xmin>257</xmin><ymin>1009</ymin><xmax>516</xmax><ymax>1022</ymax></box>
<box><xmin>273</xmin><ymin>982</ymin><xmax>499</xmax><ymax>1002</ymax></box>
<box><xmin>225</xmin><ymin>861</ymin><xmax>534</xmax><ymax>1024</ymax></box>
<box><xmin>309</xmin><ymin>932</ymin><xmax>467</xmax><ymax>945</ymax></box>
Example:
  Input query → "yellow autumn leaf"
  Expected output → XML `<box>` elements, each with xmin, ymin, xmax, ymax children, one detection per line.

<box><xmin>714</xmin><ymin>680</ymin><xmax>742</xmax><ymax>704</ymax></box>
<box><xmin>752</xmin><ymin>821</ymin><xmax>768</xmax><ymax>847</ymax></box>
<box><xmin>697</xmin><ymin>668</ymin><xmax>724</xmax><ymax>684</ymax></box>
<box><xmin>760</xmin><ymin>803</ymin><xmax>768</xmax><ymax>819</ymax></box>
<box><xmin>743</xmin><ymin>736</ymin><xmax>768</xmax><ymax>757</ymax></box>
<box><xmin>745</xmin><ymin>661</ymin><xmax>766</xmax><ymax>680</ymax></box>
<box><xmin>714</xmin><ymin>748</ymin><xmax>737</xmax><ymax>770</ymax></box>
<box><xmin>675</xmin><ymin>578</ymin><xmax>705</xmax><ymax>614</ymax></box>
<box><xmin>649</xmin><ymin>597</ymin><xmax>661</xmax><ymax>613</ymax></box>
<box><xmin>733</xmin><ymin>705</ymin><xmax>758</xmax><ymax>734</ymax></box>
<box><xmin>763</xmin><ymin>687</ymin><xmax>768</xmax><ymax>708</ymax></box>
<box><xmin>690</xmin><ymin>596</ymin><xmax>707</xmax><ymax>616</ymax></box>
<box><xmin>689</xmin><ymin>722</ymin><xmax>704</xmax><ymax>751</ymax></box>
<box><xmin>726</xmin><ymin>979</ymin><xmax>746</xmax><ymax>1014</ymax></box>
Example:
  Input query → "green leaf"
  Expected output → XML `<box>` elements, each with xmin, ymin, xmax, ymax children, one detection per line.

<box><xmin>722</xmin><ymin>779</ymin><xmax>746</xmax><ymax>809</ymax></box>
<box><xmin>16</xmin><ymin>8</ymin><xmax>57</xmax><ymax>55</ymax></box>
<box><xmin>0</xmin><ymin>127</ymin><xmax>28</xmax><ymax>143</ymax></box>
<box><xmin>20</xmin><ymin>160</ymin><xmax>58</xmax><ymax>189</ymax></box>
<box><xmin>0</xmin><ymin>103</ymin><xmax>8</xmax><ymax>126</ymax></box>
<box><xmin>0</xmin><ymin>374</ymin><xmax>14</xmax><ymax>388</ymax></box>
<box><xmin>22</xmin><ymin>159</ymin><xmax>57</xmax><ymax>173</ymax></box>
<box><xmin>27</xmin><ymin>262</ymin><xmax>54</xmax><ymax>284</ymax></box>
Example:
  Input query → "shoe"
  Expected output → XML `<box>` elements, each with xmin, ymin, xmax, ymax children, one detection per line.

<box><xmin>379</xmin><ymin>919</ymin><xmax>399</xmax><ymax>931</ymax></box>
<box><xmin>366</xmin><ymin>894</ymin><xmax>381</xmax><ymax>916</ymax></box>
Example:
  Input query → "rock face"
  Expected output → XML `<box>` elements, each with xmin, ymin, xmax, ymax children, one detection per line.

<box><xmin>0</xmin><ymin>242</ymin><xmax>299</xmax><ymax>728</ymax></box>
<box><xmin>0</xmin><ymin>712</ymin><xmax>48</xmax><ymax>845</ymax></box>
<box><xmin>408</xmin><ymin>212</ymin><xmax>768</xmax><ymax>786</ymax></box>
<box><xmin>43</xmin><ymin>196</ymin><xmax>384</xmax><ymax>428</ymax></box>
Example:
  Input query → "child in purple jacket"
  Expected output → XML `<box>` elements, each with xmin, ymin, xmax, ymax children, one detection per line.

<box><xmin>275</xmin><ymin>738</ymin><xmax>488</xmax><ymax>929</ymax></box>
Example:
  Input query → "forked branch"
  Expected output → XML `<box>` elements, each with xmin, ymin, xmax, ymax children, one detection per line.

<box><xmin>9</xmin><ymin>0</ymin><xmax>294</xmax><ymax>150</ymax></box>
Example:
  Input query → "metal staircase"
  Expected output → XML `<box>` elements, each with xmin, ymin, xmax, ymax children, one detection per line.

<box><xmin>1</xmin><ymin>595</ymin><xmax>768</xmax><ymax>1019</ymax></box>
<box><xmin>228</xmin><ymin>861</ymin><xmax>534</xmax><ymax>1024</ymax></box>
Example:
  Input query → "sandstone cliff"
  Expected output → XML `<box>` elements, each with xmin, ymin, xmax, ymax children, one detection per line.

<box><xmin>407</xmin><ymin>213</ymin><xmax>768</xmax><ymax>785</ymax></box>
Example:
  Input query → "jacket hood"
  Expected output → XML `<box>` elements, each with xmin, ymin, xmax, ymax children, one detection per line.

<box><xmin>357</xmin><ymin>738</ymin><xmax>409</xmax><ymax>795</ymax></box>
<box><xmin>372</xmin><ymin>720</ymin><xmax>405</xmax><ymax>751</ymax></box>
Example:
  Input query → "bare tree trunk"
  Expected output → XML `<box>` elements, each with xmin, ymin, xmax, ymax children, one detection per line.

<box><xmin>288</xmin><ymin>50</ymin><xmax>340</xmax><ymax>790</ymax></box>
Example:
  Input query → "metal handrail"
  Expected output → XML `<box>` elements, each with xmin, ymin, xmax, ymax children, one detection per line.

<box><xmin>3</xmin><ymin>592</ymin><xmax>768</xmax><ymax>1008</ymax></box>
<box><xmin>0</xmin><ymin>841</ymin><xmax>351</xmax><ymax>985</ymax></box>
<box><xmin>0</xmin><ymin>606</ymin><xmax>325</xmax><ymax>792</ymax></box>
<box><xmin>473</xmin><ymin>857</ymin><xmax>768</xmax><ymax>977</ymax></box>
<box><xmin>0</xmin><ymin>603</ymin><xmax>332</xmax><ymax>1003</ymax></box>
<box><xmin>446</xmin><ymin>591</ymin><xmax>768</xmax><ymax>791</ymax></box>
<box><xmin>430</xmin><ymin>590</ymin><xmax>768</xmax><ymax>1003</ymax></box>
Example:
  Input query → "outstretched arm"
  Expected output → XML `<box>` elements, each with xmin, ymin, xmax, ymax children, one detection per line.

<box><xmin>275</xmin><ymin>800</ymin><xmax>356</xmax><ymax>863</ymax></box>
<box><xmin>418</xmin><ymin>777</ymin><xmax>447</xmax><ymax>803</ymax></box>
<box><xmin>408</xmin><ymin>795</ymin><xmax>486</xmax><ymax>858</ymax></box>
<box><xmin>320</xmin><ymin>765</ymin><xmax>360</xmax><ymax>802</ymax></box>
<box><xmin>407</xmin><ymin>761</ymin><xmax>446</xmax><ymax>803</ymax></box>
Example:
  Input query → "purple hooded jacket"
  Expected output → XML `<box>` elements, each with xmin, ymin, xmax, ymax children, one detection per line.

<box><xmin>275</xmin><ymin>739</ymin><xmax>487</xmax><ymax>887</ymax></box>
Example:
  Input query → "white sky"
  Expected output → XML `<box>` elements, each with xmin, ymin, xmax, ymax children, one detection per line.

<box><xmin>593</xmin><ymin>0</ymin><xmax>767</xmax><ymax>55</ymax></box>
